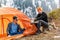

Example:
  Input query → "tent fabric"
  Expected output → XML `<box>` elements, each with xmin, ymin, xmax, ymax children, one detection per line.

<box><xmin>0</xmin><ymin>7</ymin><xmax>37</xmax><ymax>38</ymax></box>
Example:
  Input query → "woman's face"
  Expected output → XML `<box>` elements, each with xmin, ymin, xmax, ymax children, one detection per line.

<box><xmin>37</xmin><ymin>9</ymin><xmax>42</xmax><ymax>14</ymax></box>
<box><xmin>38</xmin><ymin>11</ymin><xmax>42</xmax><ymax>14</ymax></box>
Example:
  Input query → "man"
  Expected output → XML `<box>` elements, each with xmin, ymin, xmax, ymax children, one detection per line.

<box><xmin>7</xmin><ymin>16</ymin><xmax>25</xmax><ymax>36</ymax></box>
<box><xmin>32</xmin><ymin>7</ymin><xmax>49</xmax><ymax>34</ymax></box>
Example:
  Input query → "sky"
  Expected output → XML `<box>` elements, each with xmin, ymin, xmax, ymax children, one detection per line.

<box><xmin>54</xmin><ymin>0</ymin><xmax>59</xmax><ymax>8</ymax></box>
<box><xmin>0</xmin><ymin>0</ymin><xmax>60</xmax><ymax>8</ymax></box>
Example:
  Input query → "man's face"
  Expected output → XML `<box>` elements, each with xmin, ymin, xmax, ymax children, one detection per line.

<box><xmin>13</xmin><ymin>18</ymin><xmax>18</xmax><ymax>23</ymax></box>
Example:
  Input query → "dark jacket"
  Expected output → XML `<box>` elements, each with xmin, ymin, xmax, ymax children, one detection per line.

<box><xmin>35</xmin><ymin>12</ymin><xmax>48</xmax><ymax>22</ymax></box>
<box><xmin>7</xmin><ymin>22</ymin><xmax>24</xmax><ymax>35</ymax></box>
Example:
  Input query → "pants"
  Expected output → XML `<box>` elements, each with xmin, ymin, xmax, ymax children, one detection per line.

<box><xmin>35</xmin><ymin>20</ymin><xmax>49</xmax><ymax>33</ymax></box>
<box><xmin>9</xmin><ymin>30</ymin><xmax>23</xmax><ymax>36</ymax></box>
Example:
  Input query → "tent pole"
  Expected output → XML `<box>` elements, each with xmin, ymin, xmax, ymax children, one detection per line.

<box><xmin>1</xmin><ymin>15</ymin><xmax>4</xmax><ymax>36</ymax></box>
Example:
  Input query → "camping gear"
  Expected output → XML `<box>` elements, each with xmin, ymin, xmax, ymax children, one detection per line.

<box><xmin>0</xmin><ymin>7</ymin><xmax>37</xmax><ymax>39</ymax></box>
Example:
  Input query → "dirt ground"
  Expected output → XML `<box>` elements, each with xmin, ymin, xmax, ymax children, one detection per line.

<box><xmin>16</xmin><ymin>20</ymin><xmax>60</xmax><ymax>40</ymax></box>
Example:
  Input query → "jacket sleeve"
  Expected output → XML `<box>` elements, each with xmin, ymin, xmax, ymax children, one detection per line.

<box><xmin>35</xmin><ymin>14</ymin><xmax>43</xmax><ymax>21</ymax></box>
<box><xmin>18</xmin><ymin>24</ymin><xmax>25</xmax><ymax>31</ymax></box>
<box><xmin>6</xmin><ymin>23</ymin><xmax>11</xmax><ymax>35</ymax></box>
<box><xmin>35</xmin><ymin>12</ymin><xmax>48</xmax><ymax>22</ymax></box>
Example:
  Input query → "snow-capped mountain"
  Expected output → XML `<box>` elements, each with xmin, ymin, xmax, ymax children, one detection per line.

<box><xmin>0</xmin><ymin>0</ymin><xmax>60</xmax><ymax>18</ymax></box>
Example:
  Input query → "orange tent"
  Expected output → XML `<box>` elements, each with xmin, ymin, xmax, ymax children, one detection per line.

<box><xmin>0</xmin><ymin>7</ymin><xmax>37</xmax><ymax>38</ymax></box>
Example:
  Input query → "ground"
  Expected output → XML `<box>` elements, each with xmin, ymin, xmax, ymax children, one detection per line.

<box><xmin>16</xmin><ymin>28</ymin><xmax>60</xmax><ymax>40</ymax></box>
